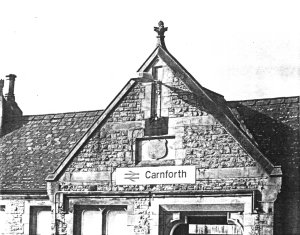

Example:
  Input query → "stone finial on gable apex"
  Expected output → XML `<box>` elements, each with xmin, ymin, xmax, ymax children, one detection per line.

<box><xmin>154</xmin><ymin>21</ymin><xmax>168</xmax><ymax>50</ymax></box>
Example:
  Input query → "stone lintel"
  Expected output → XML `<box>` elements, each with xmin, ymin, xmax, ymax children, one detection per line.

<box><xmin>111</xmin><ymin>121</ymin><xmax>145</xmax><ymax>131</ymax></box>
<box><xmin>196</xmin><ymin>167</ymin><xmax>267</xmax><ymax>179</ymax></box>
<box><xmin>161</xmin><ymin>203</ymin><xmax>244</xmax><ymax>212</ymax></box>
<box><xmin>169</xmin><ymin>115</ymin><xmax>216</xmax><ymax>127</ymax></box>
<box><xmin>60</xmin><ymin>171</ymin><xmax>110</xmax><ymax>182</ymax></box>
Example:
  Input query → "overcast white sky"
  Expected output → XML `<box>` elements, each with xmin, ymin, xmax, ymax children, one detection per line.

<box><xmin>0</xmin><ymin>0</ymin><xmax>300</xmax><ymax>115</ymax></box>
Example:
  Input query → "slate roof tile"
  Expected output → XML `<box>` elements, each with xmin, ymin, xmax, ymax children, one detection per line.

<box><xmin>228</xmin><ymin>96</ymin><xmax>300</xmax><ymax>166</ymax></box>
<box><xmin>0</xmin><ymin>110</ymin><xmax>103</xmax><ymax>192</ymax></box>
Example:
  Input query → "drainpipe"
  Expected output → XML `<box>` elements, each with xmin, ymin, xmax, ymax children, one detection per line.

<box><xmin>53</xmin><ymin>192</ymin><xmax>59</xmax><ymax>235</ymax></box>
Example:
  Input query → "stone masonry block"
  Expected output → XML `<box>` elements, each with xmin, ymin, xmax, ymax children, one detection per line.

<box><xmin>127</xmin><ymin>215</ymin><xmax>141</xmax><ymax>225</ymax></box>
<box><xmin>243</xmin><ymin>214</ymin><xmax>256</xmax><ymax>226</ymax></box>
<box><xmin>160</xmin><ymin>108</ymin><xmax>169</xmax><ymax>117</ymax></box>
<box><xmin>175</xmin><ymin>149</ymin><xmax>186</xmax><ymax>159</ymax></box>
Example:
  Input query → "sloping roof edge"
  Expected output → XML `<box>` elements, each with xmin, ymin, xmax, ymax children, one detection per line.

<box><xmin>46</xmin><ymin>79</ymin><xmax>136</xmax><ymax>181</ymax></box>
<box><xmin>138</xmin><ymin>45</ymin><xmax>275</xmax><ymax>175</ymax></box>
<box><xmin>228</xmin><ymin>95</ymin><xmax>300</xmax><ymax>105</ymax></box>
<box><xmin>137</xmin><ymin>46</ymin><xmax>160</xmax><ymax>72</ymax></box>
<box><xmin>47</xmin><ymin>45</ymin><xmax>276</xmax><ymax>181</ymax></box>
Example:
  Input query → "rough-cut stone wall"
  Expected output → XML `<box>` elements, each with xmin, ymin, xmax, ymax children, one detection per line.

<box><xmin>107</xmin><ymin>83</ymin><xmax>145</xmax><ymax>123</ymax></box>
<box><xmin>59</xmin><ymin>177</ymin><xmax>266</xmax><ymax>194</ymax></box>
<box><xmin>133</xmin><ymin>198</ymin><xmax>152</xmax><ymax>234</ymax></box>
<box><xmin>65</xmin><ymin>64</ymin><xmax>256</xmax><ymax>175</ymax></box>
<box><xmin>66</xmin><ymin>125</ymin><xmax>137</xmax><ymax>172</ymax></box>
<box><xmin>166</xmin><ymin>71</ymin><xmax>203</xmax><ymax>118</ymax></box>
<box><xmin>0</xmin><ymin>200</ymin><xmax>25</xmax><ymax>234</ymax></box>
<box><xmin>0</xmin><ymin>199</ymin><xmax>51</xmax><ymax>235</ymax></box>
<box><xmin>183</xmin><ymin>125</ymin><xmax>256</xmax><ymax>168</ymax></box>
<box><xmin>66</xmin><ymin>84</ymin><xmax>145</xmax><ymax>173</ymax></box>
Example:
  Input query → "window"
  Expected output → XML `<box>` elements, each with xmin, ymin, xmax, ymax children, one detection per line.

<box><xmin>29</xmin><ymin>206</ymin><xmax>52</xmax><ymax>235</ymax></box>
<box><xmin>187</xmin><ymin>215</ymin><xmax>242</xmax><ymax>235</ymax></box>
<box><xmin>106</xmin><ymin>210</ymin><xmax>128</xmax><ymax>235</ymax></box>
<box><xmin>0</xmin><ymin>205</ymin><xmax>6</xmax><ymax>235</ymax></box>
<box><xmin>82</xmin><ymin>210</ymin><xmax>102</xmax><ymax>235</ymax></box>
<box><xmin>173</xmin><ymin>215</ymin><xmax>243</xmax><ymax>235</ymax></box>
<box><xmin>153</xmin><ymin>66</ymin><xmax>164</xmax><ymax>81</ymax></box>
<box><xmin>74</xmin><ymin>205</ymin><xmax>128</xmax><ymax>235</ymax></box>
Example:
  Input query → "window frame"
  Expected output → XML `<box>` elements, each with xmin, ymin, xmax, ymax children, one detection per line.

<box><xmin>73</xmin><ymin>205</ymin><xmax>127</xmax><ymax>235</ymax></box>
<box><xmin>29</xmin><ymin>206</ymin><xmax>51</xmax><ymax>235</ymax></box>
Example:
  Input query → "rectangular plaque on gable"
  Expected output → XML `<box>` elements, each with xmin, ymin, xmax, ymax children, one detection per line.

<box><xmin>145</xmin><ymin>117</ymin><xmax>168</xmax><ymax>136</ymax></box>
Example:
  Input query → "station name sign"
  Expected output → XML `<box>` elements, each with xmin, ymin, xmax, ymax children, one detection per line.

<box><xmin>116</xmin><ymin>166</ymin><xmax>195</xmax><ymax>185</ymax></box>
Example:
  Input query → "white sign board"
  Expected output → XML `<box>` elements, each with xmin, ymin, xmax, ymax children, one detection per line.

<box><xmin>116</xmin><ymin>166</ymin><xmax>195</xmax><ymax>185</ymax></box>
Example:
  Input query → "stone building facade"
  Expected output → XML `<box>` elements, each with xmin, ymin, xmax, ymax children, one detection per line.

<box><xmin>0</xmin><ymin>22</ymin><xmax>299</xmax><ymax>235</ymax></box>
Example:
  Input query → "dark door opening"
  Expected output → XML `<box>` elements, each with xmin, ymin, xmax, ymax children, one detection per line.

<box><xmin>173</xmin><ymin>224</ymin><xmax>188</xmax><ymax>235</ymax></box>
<box><xmin>159</xmin><ymin>204</ymin><xmax>244</xmax><ymax>235</ymax></box>
<box><xmin>171</xmin><ymin>215</ymin><xmax>242</xmax><ymax>235</ymax></box>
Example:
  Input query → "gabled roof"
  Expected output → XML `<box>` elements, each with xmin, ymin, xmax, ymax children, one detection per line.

<box><xmin>0</xmin><ymin>110</ymin><xmax>102</xmax><ymax>192</ymax></box>
<box><xmin>48</xmin><ymin>45</ymin><xmax>276</xmax><ymax>181</ymax></box>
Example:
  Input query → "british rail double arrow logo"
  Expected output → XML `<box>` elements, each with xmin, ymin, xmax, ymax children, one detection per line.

<box><xmin>124</xmin><ymin>171</ymin><xmax>140</xmax><ymax>182</ymax></box>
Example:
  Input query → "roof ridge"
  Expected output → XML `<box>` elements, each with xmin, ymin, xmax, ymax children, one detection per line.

<box><xmin>22</xmin><ymin>109</ymin><xmax>104</xmax><ymax>118</ymax></box>
<box><xmin>228</xmin><ymin>95</ymin><xmax>300</xmax><ymax>103</ymax></box>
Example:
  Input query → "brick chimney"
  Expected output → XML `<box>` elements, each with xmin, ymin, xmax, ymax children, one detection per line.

<box><xmin>0</xmin><ymin>74</ymin><xmax>22</xmax><ymax>136</ymax></box>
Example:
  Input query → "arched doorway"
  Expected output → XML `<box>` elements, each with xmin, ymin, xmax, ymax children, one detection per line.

<box><xmin>171</xmin><ymin>223</ymin><xmax>188</xmax><ymax>235</ymax></box>
<box><xmin>160</xmin><ymin>204</ymin><xmax>244</xmax><ymax>235</ymax></box>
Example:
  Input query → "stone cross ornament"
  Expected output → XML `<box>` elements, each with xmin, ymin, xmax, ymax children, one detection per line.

<box><xmin>154</xmin><ymin>21</ymin><xmax>168</xmax><ymax>49</ymax></box>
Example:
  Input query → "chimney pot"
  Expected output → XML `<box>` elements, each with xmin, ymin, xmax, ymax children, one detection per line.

<box><xmin>0</xmin><ymin>80</ymin><xmax>4</xmax><ymax>96</ymax></box>
<box><xmin>5</xmin><ymin>74</ymin><xmax>17</xmax><ymax>102</ymax></box>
